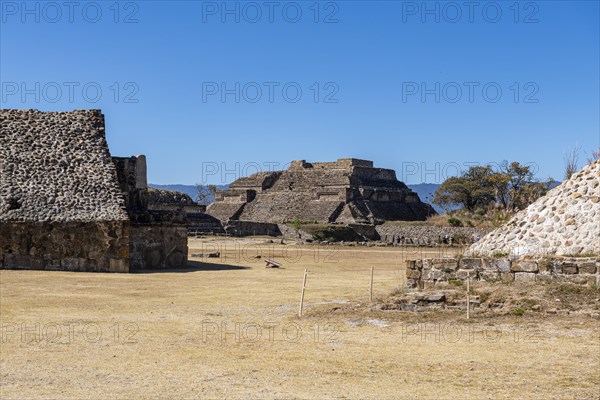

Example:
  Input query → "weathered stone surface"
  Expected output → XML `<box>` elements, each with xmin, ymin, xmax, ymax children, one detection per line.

<box><xmin>375</xmin><ymin>225</ymin><xmax>492</xmax><ymax>245</ymax></box>
<box><xmin>515</xmin><ymin>272</ymin><xmax>537</xmax><ymax>281</ymax></box>
<box><xmin>423</xmin><ymin>258</ymin><xmax>458</xmax><ymax>271</ymax></box>
<box><xmin>480</xmin><ymin>270</ymin><xmax>500</xmax><ymax>281</ymax></box>
<box><xmin>424</xmin><ymin>270</ymin><xmax>449</xmax><ymax>281</ymax></box>
<box><xmin>511</xmin><ymin>260</ymin><xmax>539</xmax><ymax>273</ymax></box>
<box><xmin>455</xmin><ymin>269</ymin><xmax>475</xmax><ymax>280</ymax></box>
<box><xmin>562</xmin><ymin>264</ymin><xmax>578</xmax><ymax>275</ymax></box>
<box><xmin>469</xmin><ymin>160</ymin><xmax>600</xmax><ymax>257</ymax></box>
<box><xmin>0</xmin><ymin>109</ymin><xmax>188</xmax><ymax>273</ymax></box>
<box><xmin>459</xmin><ymin>258</ymin><xmax>484</xmax><ymax>270</ymax></box>
<box><xmin>406</xmin><ymin>269</ymin><xmax>421</xmax><ymax>279</ymax></box>
<box><xmin>0</xmin><ymin>109</ymin><xmax>128</xmax><ymax>222</ymax></box>
<box><xmin>207</xmin><ymin>158</ymin><xmax>436</xmax><ymax>224</ymax></box>
<box><xmin>578</xmin><ymin>262</ymin><xmax>597</xmax><ymax>274</ymax></box>
<box><xmin>489</xmin><ymin>258</ymin><xmax>511</xmax><ymax>272</ymax></box>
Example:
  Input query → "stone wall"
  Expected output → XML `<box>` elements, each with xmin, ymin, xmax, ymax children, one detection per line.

<box><xmin>406</xmin><ymin>256</ymin><xmax>600</xmax><ymax>289</ymax></box>
<box><xmin>147</xmin><ymin>187</ymin><xmax>195</xmax><ymax>207</ymax></box>
<box><xmin>0</xmin><ymin>221</ymin><xmax>130</xmax><ymax>272</ymax></box>
<box><xmin>224</xmin><ymin>220</ymin><xmax>282</xmax><ymax>237</ymax></box>
<box><xmin>1</xmin><ymin>109</ymin><xmax>189</xmax><ymax>273</ymax></box>
<box><xmin>376</xmin><ymin>225</ymin><xmax>493</xmax><ymax>246</ymax></box>
<box><xmin>113</xmin><ymin>156</ymin><xmax>149</xmax><ymax>211</ymax></box>
<box><xmin>0</xmin><ymin>109</ymin><xmax>128</xmax><ymax>223</ymax></box>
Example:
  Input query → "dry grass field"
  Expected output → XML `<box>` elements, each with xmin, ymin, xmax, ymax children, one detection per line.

<box><xmin>1</xmin><ymin>237</ymin><xmax>599</xmax><ymax>399</ymax></box>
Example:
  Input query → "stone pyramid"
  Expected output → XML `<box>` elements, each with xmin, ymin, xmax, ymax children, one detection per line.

<box><xmin>469</xmin><ymin>159</ymin><xmax>599</xmax><ymax>257</ymax></box>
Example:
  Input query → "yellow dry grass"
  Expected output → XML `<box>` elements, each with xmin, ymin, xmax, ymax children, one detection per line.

<box><xmin>1</xmin><ymin>237</ymin><xmax>598</xmax><ymax>399</ymax></box>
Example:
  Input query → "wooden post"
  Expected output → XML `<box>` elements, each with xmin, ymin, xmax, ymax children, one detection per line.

<box><xmin>299</xmin><ymin>269</ymin><xmax>308</xmax><ymax>318</ymax></box>
<box><xmin>370</xmin><ymin>266</ymin><xmax>374</xmax><ymax>302</ymax></box>
<box><xmin>466</xmin><ymin>273</ymin><xmax>471</xmax><ymax>320</ymax></box>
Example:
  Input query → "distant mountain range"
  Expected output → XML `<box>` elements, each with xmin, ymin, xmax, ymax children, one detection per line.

<box><xmin>149</xmin><ymin>181</ymin><xmax>561</xmax><ymax>213</ymax></box>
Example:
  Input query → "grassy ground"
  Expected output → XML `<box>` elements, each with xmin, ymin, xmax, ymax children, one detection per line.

<box><xmin>1</xmin><ymin>237</ymin><xmax>598</xmax><ymax>399</ymax></box>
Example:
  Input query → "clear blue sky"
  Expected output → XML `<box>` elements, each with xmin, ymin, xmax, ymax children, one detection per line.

<box><xmin>1</xmin><ymin>1</ymin><xmax>599</xmax><ymax>185</ymax></box>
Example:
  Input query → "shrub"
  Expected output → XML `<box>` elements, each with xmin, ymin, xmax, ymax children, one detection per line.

<box><xmin>448</xmin><ymin>217</ymin><xmax>463</xmax><ymax>227</ymax></box>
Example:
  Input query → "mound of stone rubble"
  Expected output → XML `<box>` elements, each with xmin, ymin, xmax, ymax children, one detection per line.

<box><xmin>469</xmin><ymin>160</ymin><xmax>599</xmax><ymax>257</ymax></box>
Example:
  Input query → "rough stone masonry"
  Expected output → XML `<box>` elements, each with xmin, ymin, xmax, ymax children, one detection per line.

<box><xmin>207</xmin><ymin>158</ymin><xmax>436</xmax><ymax>224</ymax></box>
<box><xmin>0</xmin><ymin>109</ymin><xmax>188</xmax><ymax>272</ymax></box>
<box><xmin>469</xmin><ymin>159</ymin><xmax>600</xmax><ymax>257</ymax></box>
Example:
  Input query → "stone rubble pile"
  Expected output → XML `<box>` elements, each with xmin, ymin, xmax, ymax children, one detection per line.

<box><xmin>469</xmin><ymin>160</ymin><xmax>599</xmax><ymax>256</ymax></box>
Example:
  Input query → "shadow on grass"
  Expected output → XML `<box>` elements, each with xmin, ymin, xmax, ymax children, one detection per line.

<box><xmin>134</xmin><ymin>260</ymin><xmax>251</xmax><ymax>273</ymax></box>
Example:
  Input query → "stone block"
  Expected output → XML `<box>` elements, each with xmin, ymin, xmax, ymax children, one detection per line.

<box><xmin>423</xmin><ymin>281</ymin><xmax>437</xmax><ymax>289</ymax></box>
<box><xmin>488</xmin><ymin>258</ymin><xmax>511</xmax><ymax>272</ymax></box>
<box><xmin>425</xmin><ymin>294</ymin><xmax>446</xmax><ymax>302</ymax></box>
<box><xmin>45</xmin><ymin>259</ymin><xmax>61</xmax><ymax>270</ymax></box>
<box><xmin>511</xmin><ymin>260</ymin><xmax>539</xmax><ymax>273</ymax></box>
<box><xmin>406</xmin><ymin>269</ymin><xmax>421</xmax><ymax>279</ymax></box>
<box><xmin>562</xmin><ymin>264</ymin><xmax>578</xmax><ymax>275</ymax></box>
<box><xmin>61</xmin><ymin>258</ymin><xmax>80</xmax><ymax>271</ymax></box>
<box><xmin>109</xmin><ymin>258</ymin><xmax>128</xmax><ymax>273</ymax></box>
<box><xmin>459</xmin><ymin>258</ymin><xmax>484</xmax><ymax>270</ymax></box>
<box><xmin>500</xmin><ymin>272</ymin><xmax>515</xmax><ymax>283</ymax></box>
<box><xmin>455</xmin><ymin>269</ymin><xmax>474</xmax><ymax>280</ymax></box>
<box><xmin>515</xmin><ymin>272</ymin><xmax>537</xmax><ymax>281</ymax></box>
<box><xmin>406</xmin><ymin>279</ymin><xmax>417</xmax><ymax>288</ymax></box>
<box><xmin>549</xmin><ymin>260</ymin><xmax>563</xmax><ymax>274</ymax></box>
<box><xmin>423</xmin><ymin>270</ymin><xmax>449</xmax><ymax>281</ymax></box>
<box><xmin>426</xmin><ymin>258</ymin><xmax>458</xmax><ymax>271</ymax></box>
<box><xmin>578</xmin><ymin>262</ymin><xmax>596</xmax><ymax>274</ymax></box>
<box><xmin>480</xmin><ymin>270</ymin><xmax>500</xmax><ymax>282</ymax></box>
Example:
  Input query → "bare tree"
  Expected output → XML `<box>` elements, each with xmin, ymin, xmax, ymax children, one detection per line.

<box><xmin>195</xmin><ymin>184</ymin><xmax>218</xmax><ymax>205</ymax></box>
<box><xmin>587</xmin><ymin>147</ymin><xmax>600</xmax><ymax>165</ymax></box>
<box><xmin>563</xmin><ymin>145</ymin><xmax>581</xmax><ymax>180</ymax></box>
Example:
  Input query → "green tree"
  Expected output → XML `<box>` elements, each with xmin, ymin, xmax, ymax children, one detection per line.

<box><xmin>502</xmin><ymin>161</ymin><xmax>551</xmax><ymax>210</ymax></box>
<box><xmin>433</xmin><ymin>166</ymin><xmax>496</xmax><ymax>211</ymax></box>
<box><xmin>433</xmin><ymin>162</ymin><xmax>553</xmax><ymax>213</ymax></box>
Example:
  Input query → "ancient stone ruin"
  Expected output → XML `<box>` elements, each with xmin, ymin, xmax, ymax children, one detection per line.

<box><xmin>469</xmin><ymin>159</ymin><xmax>599</xmax><ymax>257</ymax></box>
<box><xmin>148</xmin><ymin>187</ymin><xmax>224</xmax><ymax>235</ymax></box>
<box><xmin>0</xmin><ymin>109</ymin><xmax>188</xmax><ymax>272</ymax></box>
<box><xmin>407</xmin><ymin>160</ymin><xmax>600</xmax><ymax>288</ymax></box>
<box><xmin>207</xmin><ymin>158</ymin><xmax>436</xmax><ymax>224</ymax></box>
